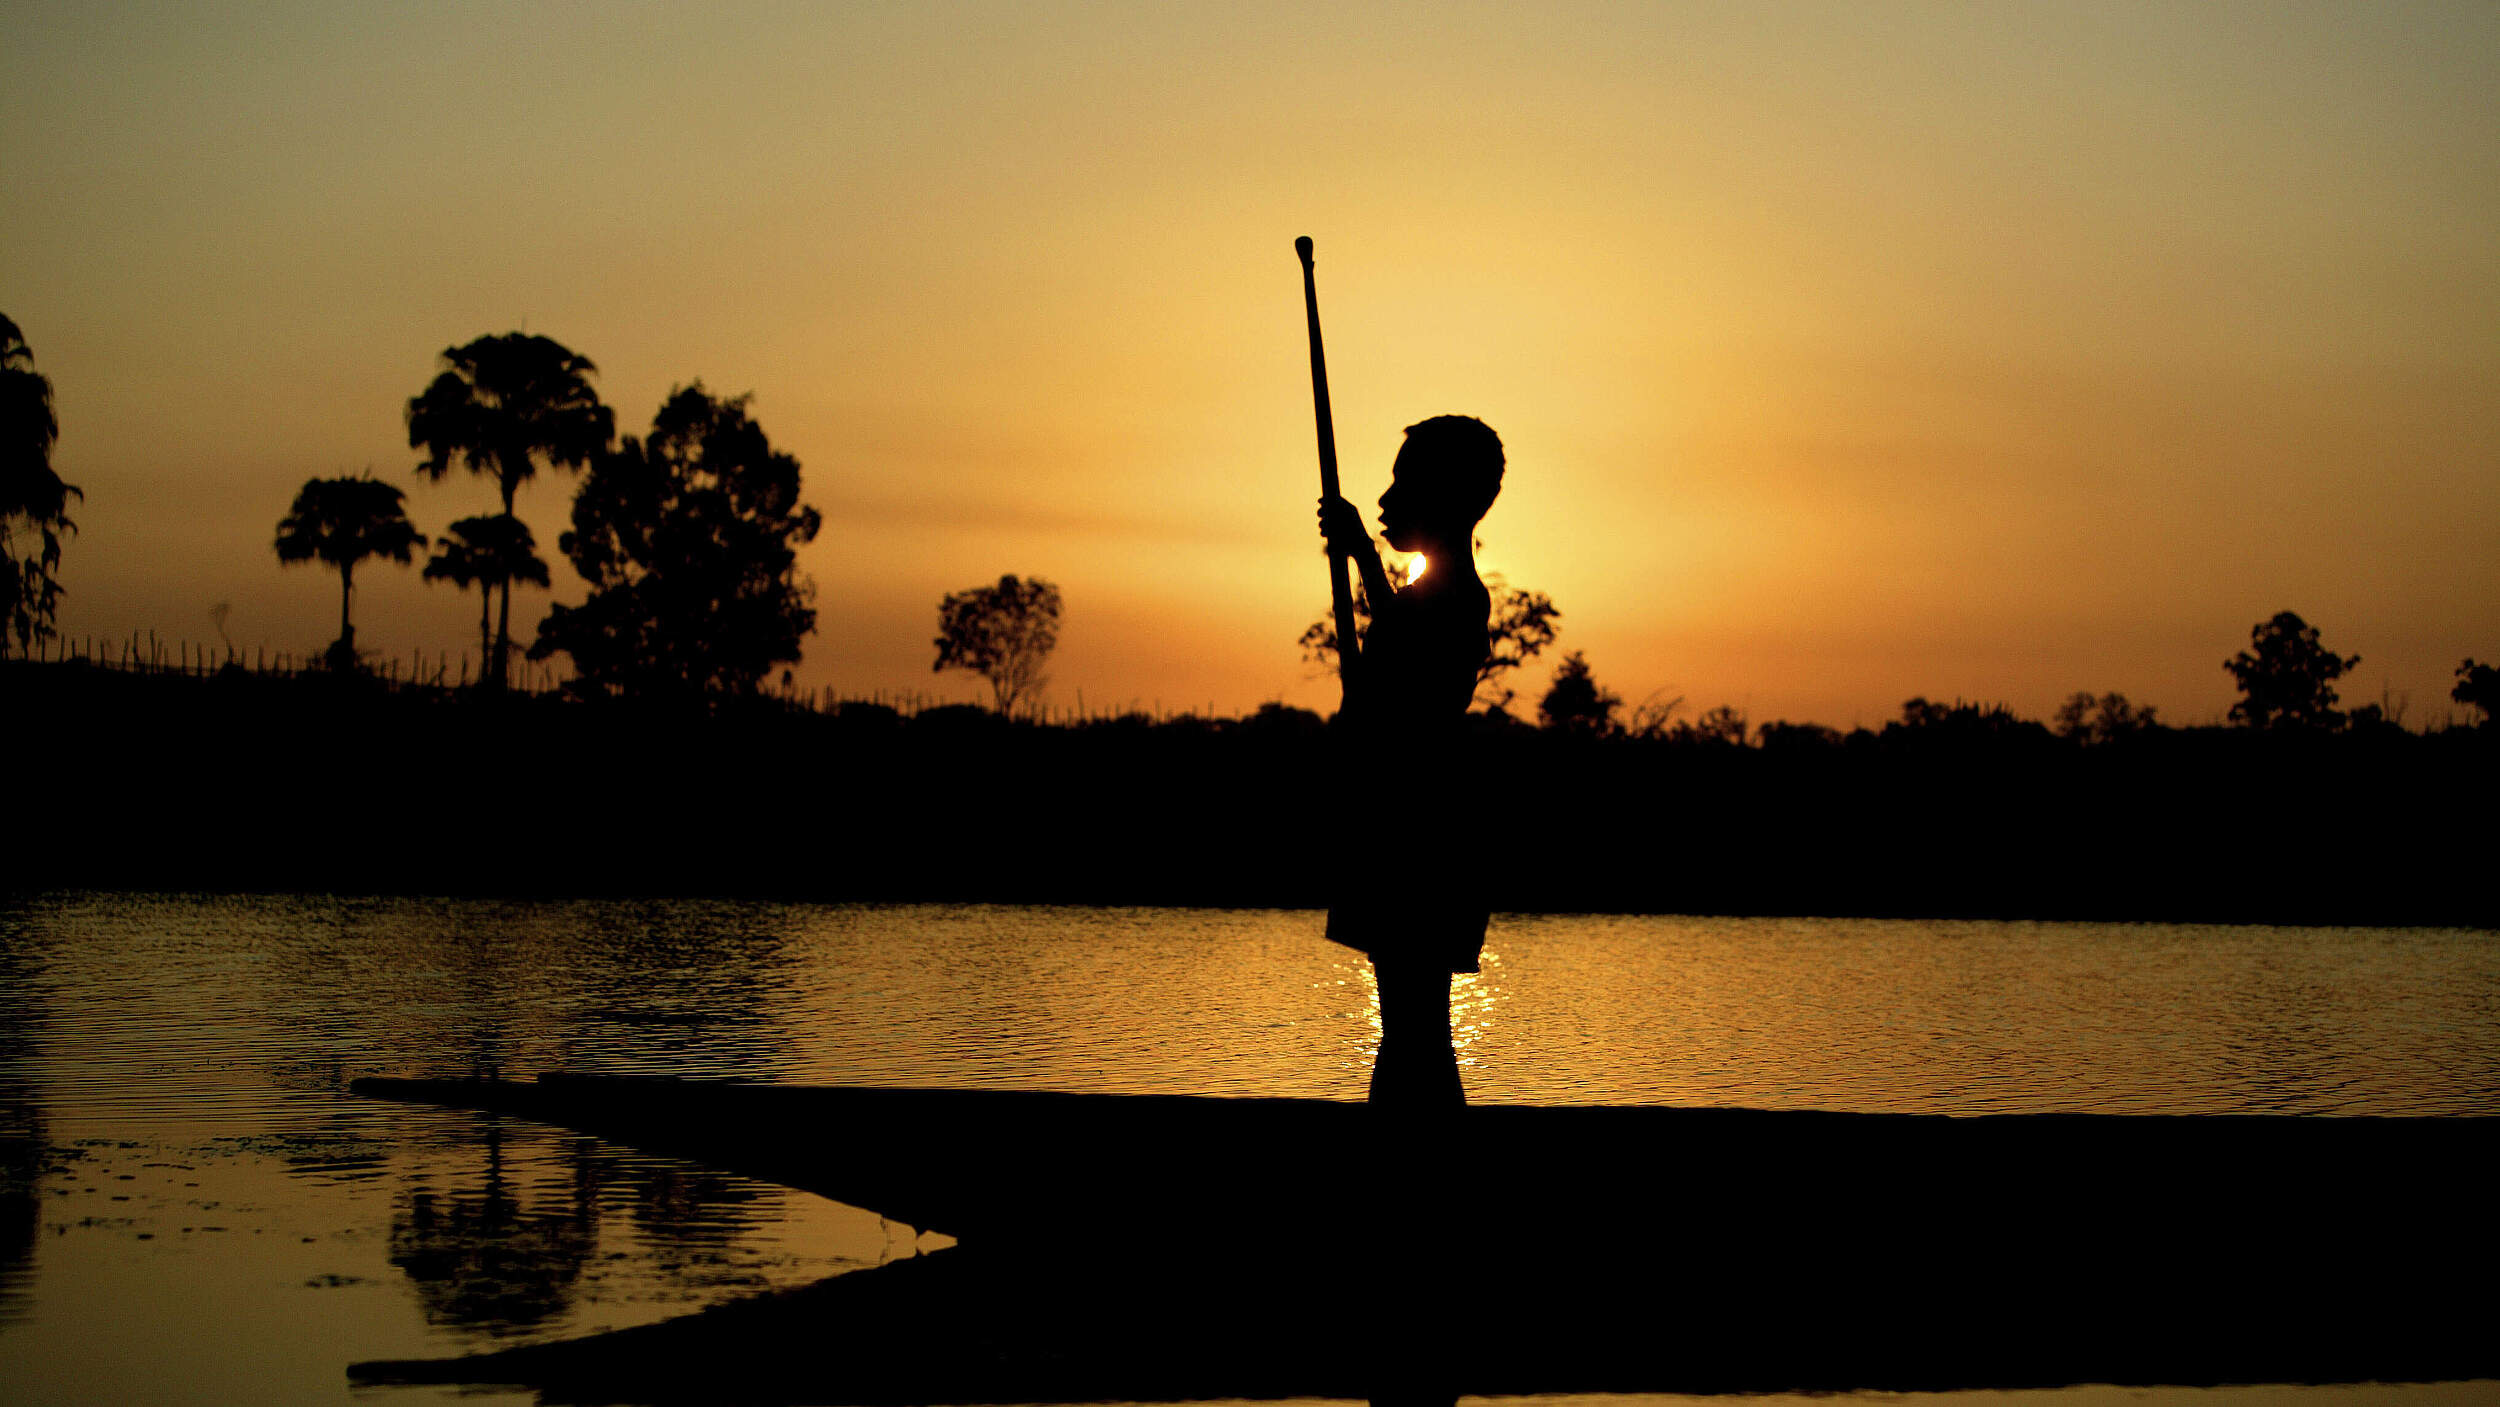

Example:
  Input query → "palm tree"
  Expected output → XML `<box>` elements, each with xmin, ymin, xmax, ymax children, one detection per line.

<box><xmin>405</xmin><ymin>333</ymin><xmax>611</xmax><ymax>687</ymax></box>
<box><xmin>274</xmin><ymin>475</ymin><xmax>427</xmax><ymax>672</ymax></box>
<box><xmin>423</xmin><ymin>514</ymin><xmax>549</xmax><ymax>682</ymax></box>
<box><xmin>2</xmin><ymin>313</ymin><xmax>81</xmax><ymax>658</ymax></box>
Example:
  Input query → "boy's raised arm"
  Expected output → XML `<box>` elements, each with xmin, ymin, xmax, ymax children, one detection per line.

<box><xmin>1317</xmin><ymin>495</ymin><xmax>1394</xmax><ymax>666</ymax></box>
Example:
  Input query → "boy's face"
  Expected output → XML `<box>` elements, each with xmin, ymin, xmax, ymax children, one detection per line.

<box><xmin>1377</xmin><ymin>440</ymin><xmax>1436</xmax><ymax>552</ymax></box>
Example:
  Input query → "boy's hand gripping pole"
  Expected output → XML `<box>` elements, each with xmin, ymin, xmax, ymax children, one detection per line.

<box><xmin>1298</xmin><ymin>236</ymin><xmax>1360</xmax><ymax>698</ymax></box>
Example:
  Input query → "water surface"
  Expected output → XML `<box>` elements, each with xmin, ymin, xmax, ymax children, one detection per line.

<box><xmin>1</xmin><ymin>893</ymin><xmax>2493</xmax><ymax>1405</ymax></box>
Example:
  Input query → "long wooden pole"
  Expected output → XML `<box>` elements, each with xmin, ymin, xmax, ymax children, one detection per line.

<box><xmin>1296</xmin><ymin>236</ymin><xmax>1359</xmax><ymax>696</ymax></box>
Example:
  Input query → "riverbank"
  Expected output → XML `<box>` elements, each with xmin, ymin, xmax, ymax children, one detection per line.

<box><xmin>11</xmin><ymin>658</ymin><xmax>2493</xmax><ymax>925</ymax></box>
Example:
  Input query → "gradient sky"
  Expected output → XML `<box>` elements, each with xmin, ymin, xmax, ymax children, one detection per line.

<box><xmin>6</xmin><ymin>2</ymin><xmax>2495</xmax><ymax>727</ymax></box>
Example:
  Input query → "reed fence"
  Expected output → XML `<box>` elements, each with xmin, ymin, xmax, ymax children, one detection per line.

<box><xmin>13</xmin><ymin>631</ymin><xmax>558</xmax><ymax>695</ymax></box>
<box><xmin>7</xmin><ymin>632</ymin><xmax>1240</xmax><ymax>725</ymax></box>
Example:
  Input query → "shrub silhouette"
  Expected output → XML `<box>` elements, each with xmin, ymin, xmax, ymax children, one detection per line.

<box><xmin>2053</xmin><ymin>691</ymin><xmax>2161</xmax><ymax>745</ymax></box>
<box><xmin>1539</xmin><ymin>650</ymin><xmax>1621</xmax><ymax>736</ymax></box>
<box><xmin>2454</xmin><ymin>659</ymin><xmax>2499</xmax><ymax>729</ymax></box>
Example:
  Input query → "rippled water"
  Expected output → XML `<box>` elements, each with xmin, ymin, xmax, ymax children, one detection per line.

<box><xmin>0</xmin><ymin>893</ymin><xmax>2494</xmax><ymax>1405</ymax></box>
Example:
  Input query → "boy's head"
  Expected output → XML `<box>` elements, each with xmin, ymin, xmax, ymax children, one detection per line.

<box><xmin>1380</xmin><ymin>415</ymin><xmax>1503</xmax><ymax>550</ymax></box>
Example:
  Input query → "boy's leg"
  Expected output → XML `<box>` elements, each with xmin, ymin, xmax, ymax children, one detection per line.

<box><xmin>1369</xmin><ymin>959</ymin><xmax>1464</xmax><ymax>1108</ymax></box>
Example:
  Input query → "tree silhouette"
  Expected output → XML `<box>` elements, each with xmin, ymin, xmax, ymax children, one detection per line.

<box><xmin>1538</xmin><ymin>650</ymin><xmax>1620</xmax><ymax>736</ymax></box>
<box><xmin>274</xmin><ymin>475</ymin><xmax>427</xmax><ymax>672</ymax></box>
<box><xmin>1</xmin><ymin>314</ymin><xmax>80</xmax><ymax>659</ymax></box>
<box><xmin>934</xmin><ymin>575</ymin><xmax>1063</xmax><ymax>717</ymax></box>
<box><xmin>406</xmin><ymin>333</ymin><xmax>613</xmax><ymax>687</ymax></box>
<box><xmin>2225</xmin><ymin>611</ymin><xmax>2358</xmax><ymax>730</ymax></box>
<box><xmin>1300</xmin><ymin>561</ymin><xmax>1559</xmax><ymax>710</ymax></box>
<box><xmin>2454</xmin><ymin>659</ymin><xmax>2499</xmax><ymax>729</ymax></box>
<box><xmin>530</xmin><ymin>384</ymin><xmax>820</xmax><ymax>701</ymax></box>
<box><xmin>424</xmin><ymin>515</ymin><xmax>549</xmax><ymax>681</ymax></box>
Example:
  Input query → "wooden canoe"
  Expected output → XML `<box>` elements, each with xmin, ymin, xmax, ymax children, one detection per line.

<box><xmin>350</xmin><ymin>1075</ymin><xmax>2498</xmax><ymax>1263</ymax></box>
<box><xmin>348</xmin><ymin>1076</ymin><xmax>2500</xmax><ymax>1398</ymax></box>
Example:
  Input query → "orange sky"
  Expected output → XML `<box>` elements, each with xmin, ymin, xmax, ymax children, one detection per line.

<box><xmin>5</xmin><ymin>3</ymin><xmax>2495</xmax><ymax>727</ymax></box>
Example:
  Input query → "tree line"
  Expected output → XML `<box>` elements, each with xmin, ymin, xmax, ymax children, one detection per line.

<box><xmin>6</xmin><ymin>310</ymin><xmax>2496</xmax><ymax>736</ymax></box>
<box><xmin>267</xmin><ymin>334</ymin><xmax>821</xmax><ymax>701</ymax></box>
<box><xmin>276</xmin><ymin>331</ymin><xmax>1063</xmax><ymax>713</ymax></box>
<box><xmin>1507</xmin><ymin>610</ymin><xmax>2497</xmax><ymax>744</ymax></box>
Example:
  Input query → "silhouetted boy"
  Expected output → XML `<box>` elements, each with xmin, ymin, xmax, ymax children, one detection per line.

<box><xmin>1316</xmin><ymin>415</ymin><xmax>1503</xmax><ymax>1108</ymax></box>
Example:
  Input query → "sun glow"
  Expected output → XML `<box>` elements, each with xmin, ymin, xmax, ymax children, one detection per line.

<box><xmin>1404</xmin><ymin>555</ymin><xmax>1427</xmax><ymax>586</ymax></box>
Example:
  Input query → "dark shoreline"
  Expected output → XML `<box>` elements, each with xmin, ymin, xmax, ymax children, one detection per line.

<box><xmin>13</xmin><ymin>658</ymin><xmax>2493</xmax><ymax>928</ymax></box>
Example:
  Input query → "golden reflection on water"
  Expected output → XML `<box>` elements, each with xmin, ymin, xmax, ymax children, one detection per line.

<box><xmin>1452</xmin><ymin>947</ymin><xmax>1504</xmax><ymax>1068</ymax></box>
<box><xmin>1325</xmin><ymin>961</ymin><xmax>1380</xmax><ymax>1077</ymax></box>
<box><xmin>1343</xmin><ymin>944</ymin><xmax>1508</xmax><ymax>1072</ymax></box>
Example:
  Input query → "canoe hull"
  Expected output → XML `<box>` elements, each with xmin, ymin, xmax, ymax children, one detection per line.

<box><xmin>349</xmin><ymin>1075</ymin><xmax>2498</xmax><ymax>1265</ymax></box>
<box><xmin>347</xmin><ymin>1076</ymin><xmax>2500</xmax><ymax>1399</ymax></box>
